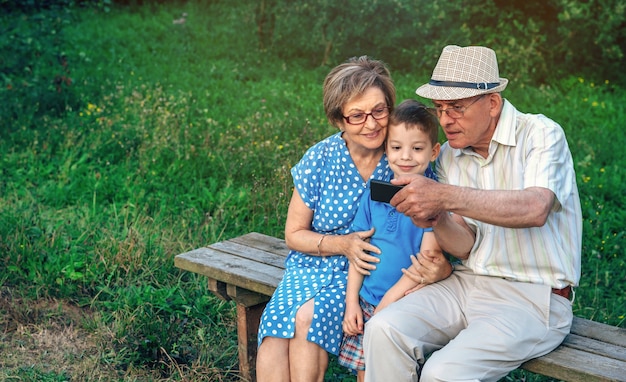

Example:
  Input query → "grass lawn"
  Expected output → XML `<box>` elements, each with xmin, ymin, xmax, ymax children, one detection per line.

<box><xmin>0</xmin><ymin>1</ymin><xmax>624</xmax><ymax>381</ymax></box>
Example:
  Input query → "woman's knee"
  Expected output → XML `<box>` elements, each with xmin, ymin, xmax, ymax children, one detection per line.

<box><xmin>294</xmin><ymin>300</ymin><xmax>315</xmax><ymax>332</ymax></box>
<box><xmin>258</xmin><ymin>336</ymin><xmax>288</xmax><ymax>357</ymax></box>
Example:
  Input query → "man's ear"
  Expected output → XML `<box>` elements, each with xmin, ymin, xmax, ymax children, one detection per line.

<box><xmin>488</xmin><ymin>93</ymin><xmax>503</xmax><ymax>117</ymax></box>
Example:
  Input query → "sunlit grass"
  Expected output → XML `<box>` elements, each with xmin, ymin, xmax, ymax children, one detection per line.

<box><xmin>0</xmin><ymin>1</ymin><xmax>624</xmax><ymax>381</ymax></box>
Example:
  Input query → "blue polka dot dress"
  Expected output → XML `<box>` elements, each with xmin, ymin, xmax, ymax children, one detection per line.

<box><xmin>257</xmin><ymin>132</ymin><xmax>393</xmax><ymax>355</ymax></box>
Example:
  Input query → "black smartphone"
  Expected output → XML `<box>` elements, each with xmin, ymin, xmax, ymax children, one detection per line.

<box><xmin>370</xmin><ymin>180</ymin><xmax>404</xmax><ymax>203</ymax></box>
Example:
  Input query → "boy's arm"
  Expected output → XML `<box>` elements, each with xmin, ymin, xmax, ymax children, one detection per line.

<box><xmin>377</xmin><ymin>232</ymin><xmax>441</xmax><ymax>312</ymax></box>
<box><xmin>432</xmin><ymin>211</ymin><xmax>475</xmax><ymax>260</ymax></box>
<box><xmin>376</xmin><ymin>273</ymin><xmax>419</xmax><ymax>313</ymax></box>
<box><xmin>400</xmin><ymin>232</ymin><xmax>452</xmax><ymax>294</ymax></box>
<box><xmin>377</xmin><ymin>232</ymin><xmax>451</xmax><ymax>313</ymax></box>
<box><xmin>342</xmin><ymin>264</ymin><xmax>366</xmax><ymax>335</ymax></box>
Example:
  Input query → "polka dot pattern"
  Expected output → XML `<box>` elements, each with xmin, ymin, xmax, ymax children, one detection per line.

<box><xmin>257</xmin><ymin>132</ymin><xmax>392</xmax><ymax>355</ymax></box>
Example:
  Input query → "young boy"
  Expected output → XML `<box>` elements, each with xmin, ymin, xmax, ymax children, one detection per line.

<box><xmin>338</xmin><ymin>99</ymin><xmax>444</xmax><ymax>381</ymax></box>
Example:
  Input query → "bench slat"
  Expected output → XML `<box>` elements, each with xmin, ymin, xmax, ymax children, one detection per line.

<box><xmin>211</xmin><ymin>240</ymin><xmax>287</xmax><ymax>269</ymax></box>
<box><xmin>564</xmin><ymin>330</ymin><xmax>626</xmax><ymax>362</ymax></box>
<box><xmin>570</xmin><ymin>316</ymin><xmax>626</xmax><ymax>347</ymax></box>
<box><xmin>521</xmin><ymin>344</ymin><xmax>626</xmax><ymax>382</ymax></box>
<box><xmin>230</xmin><ymin>232</ymin><xmax>290</xmax><ymax>257</ymax></box>
<box><xmin>175</xmin><ymin>247</ymin><xmax>283</xmax><ymax>297</ymax></box>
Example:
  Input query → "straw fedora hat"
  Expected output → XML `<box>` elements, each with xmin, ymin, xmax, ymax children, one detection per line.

<box><xmin>416</xmin><ymin>45</ymin><xmax>508</xmax><ymax>100</ymax></box>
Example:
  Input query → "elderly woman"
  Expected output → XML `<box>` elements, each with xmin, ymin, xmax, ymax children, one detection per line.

<box><xmin>255</xmin><ymin>56</ymin><xmax>453</xmax><ymax>382</ymax></box>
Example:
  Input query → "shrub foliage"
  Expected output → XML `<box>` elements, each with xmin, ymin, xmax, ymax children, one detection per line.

<box><xmin>258</xmin><ymin>0</ymin><xmax>625</xmax><ymax>85</ymax></box>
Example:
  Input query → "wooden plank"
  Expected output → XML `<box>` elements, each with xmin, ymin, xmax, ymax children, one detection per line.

<box><xmin>570</xmin><ymin>316</ymin><xmax>626</xmax><ymax>347</ymax></box>
<box><xmin>230</xmin><ymin>232</ymin><xmax>290</xmax><ymax>257</ymax></box>
<box><xmin>174</xmin><ymin>247</ymin><xmax>283</xmax><ymax>296</ymax></box>
<box><xmin>210</xmin><ymin>240</ymin><xmax>287</xmax><ymax>268</ymax></box>
<box><xmin>521</xmin><ymin>345</ymin><xmax>626</xmax><ymax>382</ymax></box>
<box><xmin>563</xmin><ymin>333</ymin><xmax>626</xmax><ymax>362</ymax></box>
<box><xmin>208</xmin><ymin>278</ymin><xmax>230</xmax><ymax>301</ymax></box>
<box><xmin>227</xmin><ymin>284</ymin><xmax>271</xmax><ymax>307</ymax></box>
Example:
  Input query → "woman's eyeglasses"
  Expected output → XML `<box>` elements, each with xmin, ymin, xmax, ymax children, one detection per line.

<box><xmin>343</xmin><ymin>106</ymin><xmax>390</xmax><ymax>125</ymax></box>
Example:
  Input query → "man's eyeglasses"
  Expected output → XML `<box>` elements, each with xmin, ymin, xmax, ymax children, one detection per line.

<box><xmin>430</xmin><ymin>95</ymin><xmax>486</xmax><ymax>119</ymax></box>
<box><xmin>343</xmin><ymin>106</ymin><xmax>390</xmax><ymax>125</ymax></box>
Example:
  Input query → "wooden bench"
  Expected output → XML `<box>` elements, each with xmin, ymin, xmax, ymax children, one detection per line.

<box><xmin>174</xmin><ymin>232</ymin><xmax>626</xmax><ymax>382</ymax></box>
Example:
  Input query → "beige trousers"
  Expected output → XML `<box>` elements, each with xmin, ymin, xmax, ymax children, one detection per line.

<box><xmin>363</xmin><ymin>265</ymin><xmax>572</xmax><ymax>382</ymax></box>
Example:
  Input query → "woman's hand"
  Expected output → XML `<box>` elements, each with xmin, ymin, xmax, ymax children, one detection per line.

<box><xmin>401</xmin><ymin>250</ymin><xmax>452</xmax><ymax>294</ymax></box>
<box><xmin>341</xmin><ymin>228</ymin><xmax>380</xmax><ymax>276</ymax></box>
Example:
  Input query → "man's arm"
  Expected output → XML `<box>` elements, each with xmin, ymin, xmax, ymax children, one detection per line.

<box><xmin>391</xmin><ymin>175</ymin><xmax>555</xmax><ymax>229</ymax></box>
<box><xmin>439</xmin><ymin>184</ymin><xmax>555</xmax><ymax>228</ymax></box>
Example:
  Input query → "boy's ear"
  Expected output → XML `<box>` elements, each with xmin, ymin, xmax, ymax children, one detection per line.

<box><xmin>431</xmin><ymin>142</ymin><xmax>441</xmax><ymax>161</ymax></box>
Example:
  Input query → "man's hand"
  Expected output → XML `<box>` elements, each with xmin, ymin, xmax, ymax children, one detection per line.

<box><xmin>401</xmin><ymin>250</ymin><xmax>452</xmax><ymax>294</ymax></box>
<box><xmin>390</xmin><ymin>175</ymin><xmax>445</xmax><ymax>228</ymax></box>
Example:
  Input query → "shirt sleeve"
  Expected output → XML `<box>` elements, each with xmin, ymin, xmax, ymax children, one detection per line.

<box><xmin>521</xmin><ymin>114</ymin><xmax>576</xmax><ymax>210</ymax></box>
<box><xmin>350</xmin><ymin>189</ymin><xmax>372</xmax><ymax>232</ymax></box>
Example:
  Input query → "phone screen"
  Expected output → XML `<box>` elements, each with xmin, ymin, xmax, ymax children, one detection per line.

<box><xmin>370</xmin><ymin>180</ymin><xmax>404</xmax><ymax>203</ymax></box>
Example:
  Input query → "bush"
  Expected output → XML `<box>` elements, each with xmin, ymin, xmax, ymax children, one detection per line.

<box><xmin>259</xmin><ymin>0</ymin><xmax>626</xmax><ymax>85</ymax></box>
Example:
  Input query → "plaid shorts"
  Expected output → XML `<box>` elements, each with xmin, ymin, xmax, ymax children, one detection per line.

<box><xmin>338</xmin><ymin>297</ymin><xmax>375</xmax><ymax>371</ymax></box>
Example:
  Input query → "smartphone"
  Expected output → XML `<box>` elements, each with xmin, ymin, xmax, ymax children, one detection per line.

<box><xmin>370</xmin><ymin>180</ymin><xmax>404</xmax><ymax>203</ymax></box>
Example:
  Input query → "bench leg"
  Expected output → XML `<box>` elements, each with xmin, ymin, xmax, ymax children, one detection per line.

<box><xmin>236</xmin><ymin>301</ymin><xmax>266</xmax><ymax>382</ymax></box>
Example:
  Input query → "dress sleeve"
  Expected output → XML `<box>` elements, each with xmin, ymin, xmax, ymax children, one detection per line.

<box><xmin>290</xmin><ymin>141</ymin><xmax>327</xmax><ymax>211</ymax></box>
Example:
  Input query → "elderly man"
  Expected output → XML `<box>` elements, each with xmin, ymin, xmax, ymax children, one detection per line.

<box><xmin>363</xmin><ymin>45</ymin><xmax>582</xmax><ymax>382</ymax></box>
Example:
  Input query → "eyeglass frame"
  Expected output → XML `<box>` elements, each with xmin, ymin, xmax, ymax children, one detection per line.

<box><xmin>342</xmin><ymin>106</ymin><xmax>390</xmax><ymax>125</ymax></box>
<box><xmin>430</xmin><ymin>94</ymin><xmax>486</xmax><ymax>119</ymax></box>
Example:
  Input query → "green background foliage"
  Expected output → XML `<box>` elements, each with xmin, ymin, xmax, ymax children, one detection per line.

<box><xmin>264</xmin><ymin>0</ymin><xmax>626</xmax><ymax>85</ymax></box>
<box><xmin>0</xmin><ymin>0</ymin><xmax>624</xmax><ymax>380</ymax></box>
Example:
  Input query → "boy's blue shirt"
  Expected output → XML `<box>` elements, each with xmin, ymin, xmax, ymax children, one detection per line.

<box><xmin>351</xmin><ymin>186</ymin><xmax>431</xmax><ymax>306</ymax></box>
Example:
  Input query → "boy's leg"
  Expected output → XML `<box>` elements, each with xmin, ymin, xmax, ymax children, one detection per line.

<box><xmin>363</xmin><ymin>271</ymin><xmax>469</xmax><ymax>382</ymax></box>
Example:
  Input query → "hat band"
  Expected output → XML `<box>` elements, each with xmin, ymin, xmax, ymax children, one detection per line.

<box><xmin>429</xmin><ymin>79</ymin><xmax>500</xmax><ymax>90</ymax></box>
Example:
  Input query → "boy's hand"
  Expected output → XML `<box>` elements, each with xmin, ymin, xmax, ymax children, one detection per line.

<box><xmin>342</xmin><ymin>303</ymin><xmax>364</xmax><ymax>335</ymax></box>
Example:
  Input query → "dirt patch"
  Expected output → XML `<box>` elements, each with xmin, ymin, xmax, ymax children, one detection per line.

<box><xmin>0</xmin><ymin>287</ymin><xmax>240</xmax><ymax>381</ymax></box>
<box><xmin>0</xmin><ymin>287</ymin><xmax>114</xmax><ymax>380</ymax></box>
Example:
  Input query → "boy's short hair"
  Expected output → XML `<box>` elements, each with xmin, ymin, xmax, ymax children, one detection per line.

<box><xmin>389</xmin><ymin>99</ymin><xmax>439</xmax><ymax>145</ymax></box>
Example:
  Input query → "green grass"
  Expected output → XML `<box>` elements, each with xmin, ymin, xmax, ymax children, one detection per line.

<box><xmin>0</xmin><ymin>1</ymin><xmax>624</xmax><ymax>381</ymax></box>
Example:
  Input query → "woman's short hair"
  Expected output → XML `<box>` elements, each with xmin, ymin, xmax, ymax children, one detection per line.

<box><xmin>323</xmin><ymin>56</ymin><xmax>396</xmax><ymax>128</ymax></box>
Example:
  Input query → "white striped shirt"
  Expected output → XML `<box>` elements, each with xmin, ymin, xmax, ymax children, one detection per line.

<box><xmin>436</xmin><ymin>100</ymin><xmax>582</xmax><ymax>288</ymax></box>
